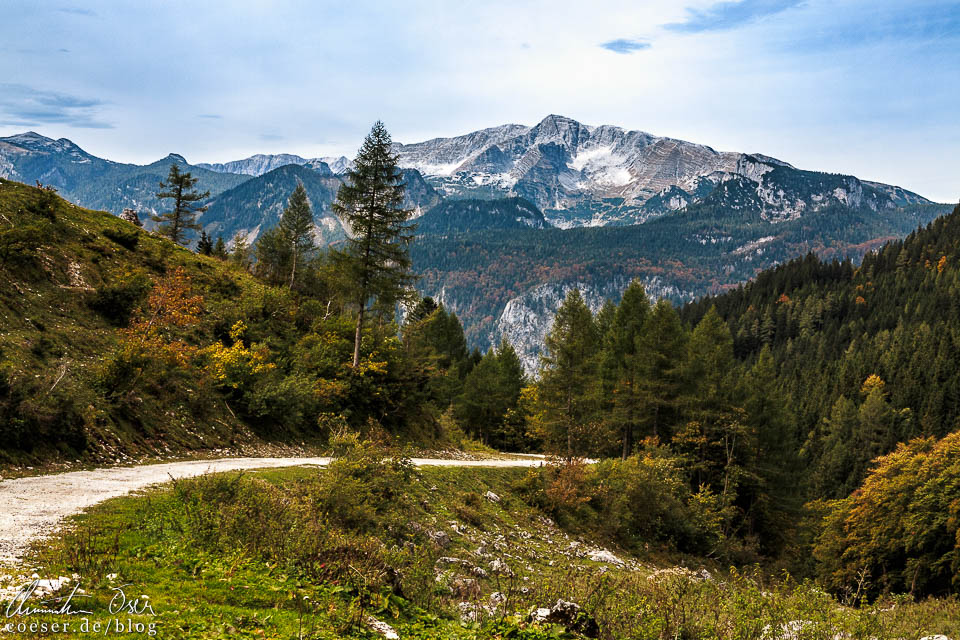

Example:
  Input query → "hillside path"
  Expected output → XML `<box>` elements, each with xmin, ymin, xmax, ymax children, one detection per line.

<box><xmin>0</xmin><ymin>455</ymin><xmax>545</xmax><ymax>565</ymax></box>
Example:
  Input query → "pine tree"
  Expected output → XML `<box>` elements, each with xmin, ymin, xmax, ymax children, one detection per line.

<box><xmin>213</xmin><ymin>236</ymin><xmax>227</xmax><ymax>259</ymax></box>
<box><xmin>197</xmin><ymin>230</ymin><xmax>213</xmax><ymax>255</ymax></box>
<box><xmin>495</xmin><ymin>338</ymin><xmax>526</xmax><ymax>403</ymax></box>
<box><xmin>538</xmin><ymin>289</ymin><xmax>599</xmax><ymax>459</ymax></box>
<box><xmin>604</xmin><ymin>280</ymin><xmax>650</xmax><ymax>459</ymax></box>
<box><xmin>333</xmin><ymin>121</ymin><xmax>417</xmax><ymax>367</ymax></box>
<box><xmin>230</xmin><ymin>232</ymin><xmax>252</xmax><ymax>270</ymax></box>
<box><xmin>634</xmin><ymin>299</ymin><xmax>687</xmax><ymax>440</ymax></box>
<box><xmin>406</xmin><ymin>296</ymin><xmax>439</xmax><ymax>326</ymax></box>
<box><xmin>253</xmin><ymin>226</ymin><xmax>291</xmax><ymax>285</ymax></box>
<box><xmin>740</xmin><ymin>345</ymin><xmax>800</xmax><ymax>553</ymax></box>
<box><xmin>277</xmin><ymin>183</ymin><xmax>315</xmax><ymax>289</ymax></box>
<box><xmin>454</xmin><ymin>340</ymin><xmax>526</xmax><ymax>448</ymax></box>
<box><xmin>154</xmin><ymin>164</ymin><xmax>209</xmax><ymax>245</ymax></box>
<box><xmin>456</xmin><ymin>350</ymin><xmax>506</xmax><ymax>444</ymax></box>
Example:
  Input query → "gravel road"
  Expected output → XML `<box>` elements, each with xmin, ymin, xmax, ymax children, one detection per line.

<box><xmin>0</xmin><ymin>455</ymin><xmax>545</xmax><ymax>565</ymax></box>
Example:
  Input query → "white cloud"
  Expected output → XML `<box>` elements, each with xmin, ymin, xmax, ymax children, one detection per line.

<box><xmin>0</xmin><ymin>0</ymin><xmax>956</xmax><ymax>201</ymax></box>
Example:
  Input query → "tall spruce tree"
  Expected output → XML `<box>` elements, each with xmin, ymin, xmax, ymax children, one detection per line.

<box><xmin>277</xmin><ymin>183</ymin><xmax>315</xmax><ymax>289</ymax></box>
<box><xmin>154</xmin><ymin>164</ymin><xmax>209</xmax><ymax>245</ymax></box>
<box><xmin>604</xmin><ymin>280</ymin><xmax>651</xmax><ymax>459</ymax></box>
<box><xmin>634</xmin><ymin>298</ymin><xmax>687</xmax><ymax>441</ymax></box>
<box><xmin>333</xmin><ymin>121</ymin><xmax>417</xmax><ymax>367</ymax></box>
<box><xmin>538</xmin><ymin>289</ymin><xmax>599</xmax><ymax>459</ymax></box>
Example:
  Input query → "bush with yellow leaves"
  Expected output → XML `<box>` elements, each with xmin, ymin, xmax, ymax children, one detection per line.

<box><xmin>199</xmin><ymin>320</ymin><xmax>275</xmax><ymax>391</ymax></box>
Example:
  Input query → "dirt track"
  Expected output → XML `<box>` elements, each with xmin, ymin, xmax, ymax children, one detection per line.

<box><xmin>0</xmin><ymin>455</ymin><xmax>545</xmax><ymax>565</ymax></box>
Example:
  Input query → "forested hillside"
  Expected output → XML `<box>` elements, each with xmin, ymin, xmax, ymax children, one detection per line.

<box><xmin>412</xmin><ymin>198</ymin><xmax>949</xmax><ymax>349</ymax></box>
<box><xmin>682</xmin><ymin>202</ymin><xmax>960</xmax><ymax>499</ymax></box>
<box><xmin>0</xmin><ymin>178</ymin><xmax>477</xmax><ymax>466</ymax></box>
<box><xmin>497</xmin><ymin>204</ymin><xmax>960</xmax><ymax>598</ymax></box>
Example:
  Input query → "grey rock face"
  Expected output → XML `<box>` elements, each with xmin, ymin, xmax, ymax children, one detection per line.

<box><xmin>392</xmin><ymin>114</ymin><xmax>930</xmax><ymax>228</ymax></box>
<box><xmin>197</xmin><ymin>153</ymin><xmax>311</xmax><ymax>176</ymax></box>
<box><xmin>492</xmin><ymin>277</ymin><xmax>695</xmax><ymax>376</ymax></box>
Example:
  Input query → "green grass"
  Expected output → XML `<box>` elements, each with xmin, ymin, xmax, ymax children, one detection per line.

<box><xmin>4</xmin><ymin>454</ymin><xmax>958</xmax><ymax>639</ymax></box>
<box><xmin>0</xmin><ymin>178</ymin><xmax>287</xmax><ymax>469</ymax></box>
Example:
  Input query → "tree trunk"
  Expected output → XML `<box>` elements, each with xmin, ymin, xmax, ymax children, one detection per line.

<box><xmin>352</xmin><ymin>303</ymin><xmax>365</xmax><ymax>368</ymax></box>
<box><xmin>622</xmin><ymin>421</ymin><xmax>632</xmax><ymax>460</ymax></box>
<box><xmin>289</xmin><ymin>245</ymin><xmax>298</xmax><ymax>289</ymax></box>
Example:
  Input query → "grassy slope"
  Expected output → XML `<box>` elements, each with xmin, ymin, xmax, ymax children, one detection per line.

<box><xmin>6</xmin><ymin>464</ymin><xmax>957</xmax><ymax>640</ymax></box>
<box><xmin>0</xmin><ymin>178</ymin><xmax>313</xmax><ymax>469</ymax></box>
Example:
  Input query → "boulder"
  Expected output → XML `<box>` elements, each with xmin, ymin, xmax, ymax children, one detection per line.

<box><xmin>530</xmin><ymin>599</ymin><xmax>599</xmax><ymax>638</ymax></box>
<box><xmin>365</xmin><ymin>616</ymin><xmax>399</xmax><ymax>639</ymax></box>
<box><xmin>428</xmin><ymin>530</ymin><xmax>451</xmax><ymax>548</ymax></box>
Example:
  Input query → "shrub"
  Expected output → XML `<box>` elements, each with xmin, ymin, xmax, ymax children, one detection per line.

<box><xmin>26</xmin><ymin>187</ymin><xmax>58</xmax><ymax>220</ymax></box>
<box><xmin>101</xmin><ymin>226</ymin><xmax>140</xmax><ymax>250</ymax></box>
<box><xmin>310</xmin><ymin>437</ymin><xmax>417</xmax><ymax>535</ymax></box>
<box><xmin>0</xmin><ymin>223</ymin><xmax>49</xmax><ymax>270</ymax></box>
<box><xmin>0</xmin><ymin>363</ymin><xmax>89</xmax><ymax>456</ymax></box>
<box><xmin>88</xmin><ymin>270</ymin><xmax>152</xmax><ymax>325</ymax></box>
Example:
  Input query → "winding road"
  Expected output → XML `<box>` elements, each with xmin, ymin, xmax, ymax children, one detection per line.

<box><xmin>0</xmin><ymin>455</ymin><xmax>545</xmax><ymax>565</ymax></box>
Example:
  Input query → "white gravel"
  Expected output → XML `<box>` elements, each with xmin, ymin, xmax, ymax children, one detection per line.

<box><xmin>0</xmin><ymin>455</ymin><xmax>545</xmax><ymax>565</ymax></box>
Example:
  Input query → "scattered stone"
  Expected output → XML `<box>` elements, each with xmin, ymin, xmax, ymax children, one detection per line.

<box><xmin>458</xmin><ymin>601</ymin><xmax>479</xmax><ymax>622</ymax></box>
<box><xmin>530</xmin><ymin>600</ymin><xmax>599</xmax><ymax>638</ymax></box>
<box><xmin>587</xmin><ymin>548</ymin><xmax>624</xmax><ymax>567</ymax></box>
<box><xmin>366</xmin><ymin>616</ymin><xmax>399</xmax><ymax>639</ymax></box>
<box><xmin>436</xmin><ymin>557</ymin><xmax>473</xmax><ymax>568</ymax></box>
<box><xmin>119</xmin><ymin>208</ymin><xmax>143</xmax><ymax>227</ymax></box>
<box><xmin>451</xmin><ymin>577</ymin><xmax>480</xmax><ymax>599</ymax></box>
<box><xmin>647</xmin><ymin>566</ymin><xmax>711</xmax><ymax>583</ymax></box>
<box><xmin>483</xmin><ymin>491</ymin><xmax>501</xmax><ymax>503</ymax></box>
<box><xmin>428</xmin><ymin>530</ymin><xmax>451</xmax><ymax>548</ymax></box>
<box><xmin>471</xmin><ymin>566</ymin><xmax>488</xmax><ymax>578</ymax></box>
<box><xmin>489</xmin><ymin>558</ymin><xmax>514</xmax><ymax>577</ymax></box>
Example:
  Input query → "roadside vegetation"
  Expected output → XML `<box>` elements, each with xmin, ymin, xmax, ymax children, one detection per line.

<box><xmin>7</xmin><ymin>437</ymin><xmax>957</xmax><ymax>639</ymax></box>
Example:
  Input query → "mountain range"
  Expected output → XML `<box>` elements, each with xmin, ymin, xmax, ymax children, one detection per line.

<box><xmin>0</xmin><ymin>117</ymin><xmax>948</xmax><ymax>371</ymax></box>
<box><xmin>0</xmin><ymin>132</ymin><xmax>249</xmax><ymax>217</ymax></box>
<box><xmin>197</xmin><ymin>153</ymin><xmax>353</xmax><ymax>177</ymax></box>
<box><xmin>392</xmin><ymin>114</ymin><xmax>929</xmax><ymax>228</ymax></box>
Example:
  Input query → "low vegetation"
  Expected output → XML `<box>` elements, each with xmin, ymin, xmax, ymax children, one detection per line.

<box><xmin>7</xmin><ymin>440</ymin><xmax>957</xmax><ymax>639</ymax></box>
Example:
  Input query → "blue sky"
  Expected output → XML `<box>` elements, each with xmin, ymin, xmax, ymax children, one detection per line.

<box><xmin>1</xmin><ymin>0</ymin><xmax>958</xmax><ymax>202</ymax></box>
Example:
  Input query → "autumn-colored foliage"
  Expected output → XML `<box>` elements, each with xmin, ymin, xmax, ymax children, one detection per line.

<box><xmin>120</xmin><ymin>266</ymin><xmax>204</xmax><ymax>365</ymax></box>
<box><xmin>104</xmin><ymin>267</ymin><xmax>205</xmax><ymax>395</ymax></box>
<box><xmin>199</xmin><ymin>321</ymin><xmax>274</xmax><ymax>389</ymax></box>
<box><xmin>815</xmin><ymin>430</ymin><xmax>960</xmax><ymax>598</ymax></box>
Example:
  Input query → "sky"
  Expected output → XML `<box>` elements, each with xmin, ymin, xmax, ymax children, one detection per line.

<box><xmin>1</xmin><ymin>0</ymin><xmax>958</xmax><ymax>202</ymax></box>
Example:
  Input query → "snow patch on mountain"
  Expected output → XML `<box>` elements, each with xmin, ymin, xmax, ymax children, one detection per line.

<box><xmin>392</xmin><ymin>115</ymin><xmax>932</xmax><ymax>229</ymax></box>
